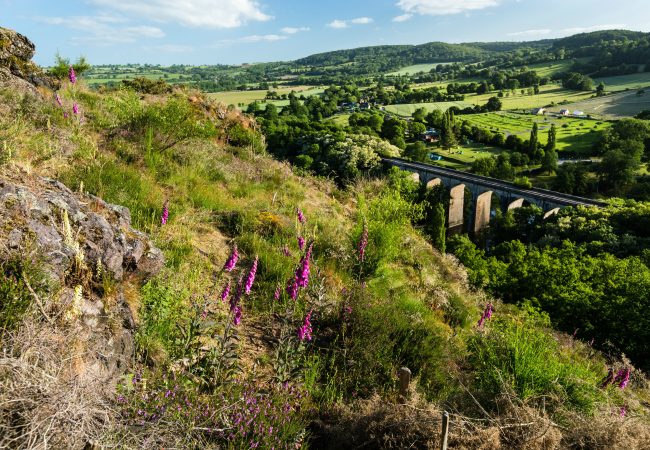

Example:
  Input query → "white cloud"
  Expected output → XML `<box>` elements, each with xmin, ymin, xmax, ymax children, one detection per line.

<box><xmin>396</xmin><ymin>0</ymin><xmax>500</xmax><ymax>16</ymax></box>
<box><xmin>327</xmin><ymin>19</ymin><xmax>349</xmax><ymax>29</ymax></box>
<box><xmin>217</xmin><ymin>34</ymin><xmax>288</xmax><ymax>45</ymax></box>
<box><xmin>327</xmin><ymin>17</ymin><xmax>374</xmax><ymax>28</ymax></box>
<box><xmin>281</xmin><ymin>26</ymin><xmax>310</xmax><ymax>34</ymax></box>
<box><xmin>351</xmin><ymin>17</ymin><xmax>374</xmax><ymax>24</ymax></box>
<box><xmin>507</xmin><ymin>28</ymin><xmax>552</xmax><ymax>37</ymax></box>
<box><xmin>562</xmin><ymin>23</ymin><xmax>627</xmax><ymax>34</ymax></box>
<box><xmin>145</xmin><ymin>44</ymin><xmax>195</xmax><ymax>53</ymax></box>
<box><xmin>393</xmin><ymin>14</ymin><xmax>413</xmax><ymax>22</ymax></box>
<box><xmin>34</xmin><ymin>15</ymin><xmax>165</xmax><ymax>44</ymax></box>
<box><xmin>89</xmin><ymin>0</ymin><xmax>271</xmax><ymax>28</ymax></box>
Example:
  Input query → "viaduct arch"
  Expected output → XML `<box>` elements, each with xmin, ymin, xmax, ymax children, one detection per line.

<box><xmin>383</xmin><ymin>158</ymin><xmax>606</xmax><ymax>233</ymax></box>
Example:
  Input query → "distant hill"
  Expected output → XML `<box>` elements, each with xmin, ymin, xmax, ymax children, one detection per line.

<box><xmin>292</xmin><ymin>30</ymin><xmax>650</xmax><ymax>77</ymax></box>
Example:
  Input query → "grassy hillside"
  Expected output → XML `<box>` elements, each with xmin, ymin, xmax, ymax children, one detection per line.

<box><xmin>2</xmin><ymin>75</ymin><xmax>650</xmax><ymax>449</ymax></box>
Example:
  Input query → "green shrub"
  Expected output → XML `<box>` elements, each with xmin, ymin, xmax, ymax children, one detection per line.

<box><xmin>467</xmin><ymin>318</ymin><xmax>604</xmax><ymax>412</ymax></box>
<box><xmin>0</xmin><ymin>258</ymin><xmax>31</xmax><ymax>332</ymax></box>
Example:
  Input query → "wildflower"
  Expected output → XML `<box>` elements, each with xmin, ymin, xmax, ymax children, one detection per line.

<box><xmin>615</xmin><ymin>368</ymin><xmax>631</xmax><ymax>389</ymax></box>
<box><xmin>286</xmin><ymin>279</ymin><xmax>299</xmax><ymax>300</ymax></box>
<box><xmin>295</xmin><ymin>243</ymin><xmax>312</xmax><ymax>288</ymax></box>
<box><xmin>620</xmin><ymin>405</ymin><xmax>627</xmax><ymax>418</ymax></box>
<box><xmin>55</xmin><ymin>93</ymin><xmax>63</xmax><ymax>107</ymax></box>
<box><xmin>274</xmin><ymin>285</ymin><xmax>281</xmax><ymax>301</ymax></box>
<box><xmin>220</xmin><ymin>280</ymin><xmax>231</xmax><ymax>303</ymax></box>
<box><xmin>72</xmin><ymin>102</ymin><xmax>80</xmax><ymax>115</ymax></box>
<box><xmin>161</xmin><ymin>201</ymin><xmax>169</xmax><ymax>225</ymax></box>
<box><xmin>477</xmin><ymin>302</ymin><xmax>493</xmax><ymax>328</ymax></box>
<box><xmin>68</xmin><ymin>65</ymin><xmax>77</xmax><ymax>84</ymax></box>
<box><xmin>297</xmin><ymin>236</ymin><xmax>305</xmax><ymax>251</ymax></box>
<box><xmin>282</xmin><ymin>245</ymin><xmax>292</xmax><ymax>257</ymax></box>
<box><xmin>224</xmin><ymin>244</ymin><xmax>239</xmax><ymax>272</ymax></box>
<box><xmin>245</xmin><ymin>255</ymin><xmax>259</xmax><ymax>295</ymax></box>
<box><xmin>201</xmin><ymin>308</ymin><xmax>208</xmax><ymax>320</ymax></box>
<box><xmin>297</xmin><ymin>311</ymin><xmax>313</xmax><ymax>341</ymax></box>
<box><xmin>297</xmin><ymin>208</ymin><xmax>306</xmax><ymax>224</ymax></box>
<box><xmin>230</xmin><ymin>276</ymin><xmax>244</xmax><ymax>311</ymax></box>
<box><xmin>64</xmin><ymin>112</ymin><xmax>69</xmax><ymax>119</ymax></box>
<box><xmin>358</xmin><ymin>225</ymin><xmax>368</xmax><ymax>261</ymax></box>
<box><xmin>233</xmin><ymin>306</ymin><xmax>242</xmax><ymax>325</ymax></box>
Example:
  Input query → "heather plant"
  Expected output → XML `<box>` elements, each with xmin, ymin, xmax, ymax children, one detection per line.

<box><xmin>116</xmin><ymin>373</ymin><xmax>307</xmax><ymax>449</ymax></box>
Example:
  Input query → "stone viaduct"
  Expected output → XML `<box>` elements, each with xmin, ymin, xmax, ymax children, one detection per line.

<box><xmin>383</xmin><ymin>158</ymin><xmax>607</xmax><ymax>233</ymax></box>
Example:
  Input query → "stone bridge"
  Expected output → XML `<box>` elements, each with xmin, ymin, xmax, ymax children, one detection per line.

<box><xmin>383</xmin><ymin>158</ymin><xmax>606</xmax><ymax>233</ymax></box>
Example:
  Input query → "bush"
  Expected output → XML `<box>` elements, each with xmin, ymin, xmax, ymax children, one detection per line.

<box><xmin>468</xmin><ymin>318</ymin><xmax>604</xmax><ymax>412</ymax></box>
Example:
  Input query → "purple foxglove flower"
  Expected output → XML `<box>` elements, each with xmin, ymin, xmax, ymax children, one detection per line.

<box><xmin>244</xmin><ymin>255</ymin><xmax>258</xmax><ymax>295</ymax></box>
<box><xmin>220</xmin><ymin>280</ymin><xmax>231</xmax><ymax>303</ymax></box>
<box><xmin>233</xmin><ymin>305</ymin><xmax>242</xmax><ymax>326</ymax></box>
<box><xmin>297</xmin><ymin>310</ymin><xmax>313</xmax><ymax>341</ymax></box>
<box><xmin>69</xmin><ymin>66</ymin><xmax>77</xmax><ymax>84</ymax></box>
<box><xmin>55</xmin><ymin>93</ymin><xmax>63</xmax><ymax>107</ymax></box>
<box><xmin>230</xmin><ymin>277</ymin><xmax>243</xmax><ymax>311</ymax></box>
<box><xmin>358</xmin><ymin>225</ymin><xmax>368</xmax><ymax>262</ymax></box>
<box><xmin>297</xmin><ymin>208</ymin><xmax>306</xmax><ymax>224</ymax></box>
<box><xmin>286</xmin><ymin>279</ymin><xmax>299</xmax><ymax>300</ymax></box>
<box><xmin>477</xmin><ymin>303</ymin><xmax>493</xmax><ymax>328</ymax></box>
<box><xmin>72</xmin><ymin>102</ymin><xmax>80</xmax><ymax>115</ymax></box>
<box><xmin>297</xmin><ymin>236</ymin><xmax>305</xmax><ymax>251</ymax></box>
<box><xmin>64</xmin><ymin>112</ymin><xmax>69</xmax><ymax>119</ymax></box>
<box><xmin>161</xmin><ymin>201</ymin><xmax>169</xmax><ymax>225</ymax></box>
<box><xmin>223</xmin><ymin>245</ymin><xmax>239</xmax><ymax>272</ymax></box>
<box><xmin>615</xmin><ymin>368</ymin><xmax>631</xmax><ymax>389</ymax></box>
<box><xmin>201</xmin><ymin>309</ymin><xmax>208</xmax><ymax>320</ymax></box>
<box><xmin>295</xmin><ymin>243</ymin><xmax>312</xmax><ymax>288</ymax></box>
<box><xmin>282</xmin><ymin>245</ymin><xmax>291</xmax><ymax>257</ymax></box>
<box><xmin>274</xmin><ymin>285</ymin><xmax>281</xmax><ymax>301</ymax></box>
<box><xmin>620</xmin><ymin>405</ymin><xmax>627</xmax><ymax>417</ymax></box>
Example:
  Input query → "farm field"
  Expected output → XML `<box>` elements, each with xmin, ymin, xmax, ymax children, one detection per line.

<box><xmin>388</xmin><ymin>62</ymin><xmax>455</xmax><ymax>76</ymax></box>
<box><xmin>466</xmin><ymin>84</ymin><xmax>594</xmax><ymax>110</ymax></box>
<box><xmin>384</xmin><ymin>100</ymin><xmax>474</xmax><ymax>116</ymax></box>
<box><xmin>430</xmin><ymin>143</ymin><xmax>505</xmax><ymax>169</ymax></box>
<box><xmin>460</xmin><ymin>112</ymin><xmax>611</xmax><ymax>155</ymax></box>
<box><xmin>547</xmin><ymin>89</ymin><xmax>650</xmax><ymax>119</ymax></box>
<box><xmin>594</xmin><ymin>72</ymin><xmax>650</xmax><ymax>91</ymax></box>
<box><xmin>208</xmin><ymin>86</ymin><xmax>325</xmax><ymax>106</ymax></box>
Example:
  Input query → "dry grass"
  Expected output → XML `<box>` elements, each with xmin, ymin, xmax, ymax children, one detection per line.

<box><xmin>0</xmin><ymin>318</ymin><xmax>117</xmax><ymax>449</ymax></box>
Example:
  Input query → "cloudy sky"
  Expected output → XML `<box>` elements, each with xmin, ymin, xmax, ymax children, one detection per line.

<box><xmin>2</xmin><ymin>0</ymin><xmax>650</xmax><ymax>65</ymax></box>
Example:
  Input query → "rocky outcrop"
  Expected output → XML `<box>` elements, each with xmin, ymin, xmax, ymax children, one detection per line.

<box><xmin>0</xmin><ymin>173</ymin><xmax>164</xmax><ymax>375</ymax></box>
<box><xmin>0</xmin><ymin>26</ymin><xmax>59</xmax><ymax>90</ymax></box>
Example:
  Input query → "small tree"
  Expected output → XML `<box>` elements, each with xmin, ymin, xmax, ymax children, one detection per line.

<box><xmin>596</xmin><ymin>82</ymin><xmax>606</xmax><ymax>97</ymax></box>
<box><xmin>49</xmin><ymin>53</ymin><xmax>91</xmax><ymax>80</ymax></box>
<box><xmin>431</xmin><ymin>203</ymin><xmax>446</xmax><ymax>254</ymax></box>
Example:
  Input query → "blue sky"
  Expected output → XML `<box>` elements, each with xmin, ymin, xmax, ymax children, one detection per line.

<box><xmin>2</xmin><ymin>0</ymin><xmax>650</xmax><ymax>66</ymax></box>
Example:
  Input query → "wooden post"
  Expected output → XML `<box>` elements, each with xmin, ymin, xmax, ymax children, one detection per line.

<box><xmin>398</xmin><ymin>367</ymin><xmax>411</xmax><ymax>404</ymax></box>
<box><xmin>440</xmin><ymin>411</ymin><xmax>449</xmax><ymax>450</ymax></box>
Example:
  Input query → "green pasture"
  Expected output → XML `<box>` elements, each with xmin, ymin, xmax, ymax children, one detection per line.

<box><xmin>594</xmin><ymin>72</ymin><xmax>650</xmax><ymax>91</ymax></box>
<box><xmin>384</xmin><ymin>101</ymin><xmax>474</xmax><ymax>116</ymax></box>
<box><xmin>388</xmin><ymin>62</ymin><xmax>456</xmax><ymax>76</ymax></box>
<box><xmin>208</xmin><ymin>86</ymin><xmax>325</xmax><ymax>106</ymax></box>
<box><xmin>460</xmin><ymin>112</ymin><xmax>610</xmax><ymax>155</ymax></box>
